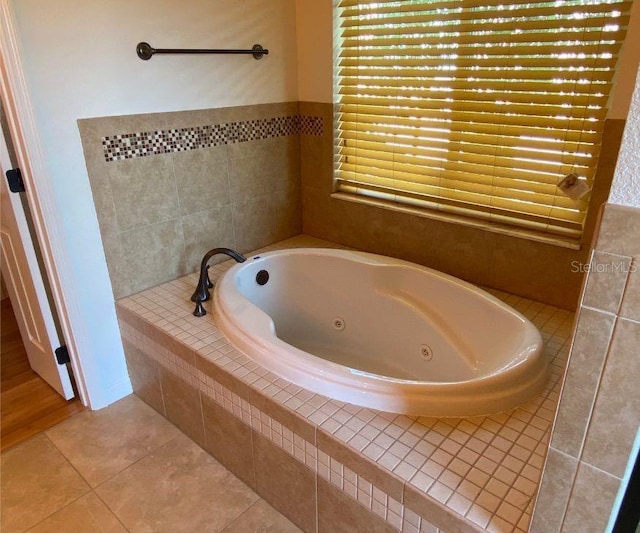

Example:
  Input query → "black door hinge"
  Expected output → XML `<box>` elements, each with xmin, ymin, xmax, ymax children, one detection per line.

<box><xmin>6</xmin><ymin>168</ymin><xmax>25</xmax><ymax>193</ymax></box>
<box><xmin>55</xmin><ymin>345</ymin><xmax>70</xmax><ymax>365</ymax></box>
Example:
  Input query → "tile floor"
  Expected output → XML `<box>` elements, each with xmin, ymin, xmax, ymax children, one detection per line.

<box><xmin>0</xmin><ymin>394</ymin><xmax>301</xmax><ymax>533</ymax></box>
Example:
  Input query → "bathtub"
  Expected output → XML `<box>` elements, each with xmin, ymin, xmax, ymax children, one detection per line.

<box><xmin>213</xmin><ymin>248</ymin><xmax>547</xmax><ymax>417</ymax></box>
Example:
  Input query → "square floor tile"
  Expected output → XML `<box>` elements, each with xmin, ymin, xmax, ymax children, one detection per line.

<box><xmin>96</xmin><ymin>433</ymin><xmax>259</xmax><ymax>532</ymax></box>
<box><xmin>1</xmin><ymin>434</ymin><xmax>90</xmax><ymax>532</ymax></box>
<box><xmin>45</xmin><ymin>395</ymin><xmax>180</xmax><ymax>487</ymax></box>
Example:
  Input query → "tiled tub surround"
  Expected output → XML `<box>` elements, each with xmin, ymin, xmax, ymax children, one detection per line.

<box><xmin>531</xmin><ymin>203</ymin><xmax>640</xmax><ymax>533</ymax></box>
<box><xmin>300</xmin><ymin>101</ymin><xmax>626</xmax><ymax>310</ymax></box>
<box><xmin>78</xmin><ymin>103</ymin><xmax>322</xmax><ymax>299</ymax></box>
<box><xmin>116</xmin><ymin>236</ymin><xmax>575</xmax><ymax>533</ymax></box>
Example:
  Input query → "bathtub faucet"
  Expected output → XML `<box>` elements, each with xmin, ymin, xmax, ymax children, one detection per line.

<box><xmin>191</xmin><ymin>247</ymin><xmax>246</xmax><ymax>317</ymax></box>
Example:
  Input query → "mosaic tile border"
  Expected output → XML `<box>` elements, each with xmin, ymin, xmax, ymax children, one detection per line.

<box><xmin>102</xmin><ymin>114</ymin><xmax>323</xmax><ymax>162</ymax></box>
<box><xmin>119</xmin><ymin>321</ymin><xmax>440</xmax><ymax>533</ymax></box>
<box><xmin>116</xmin><ymin>235</ymin><xmax>576</xmax><ymax>533</ymax></box>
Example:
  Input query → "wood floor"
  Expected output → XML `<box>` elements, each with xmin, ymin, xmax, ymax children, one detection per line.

<box><xmin>1</xmin><ymin>297</ymin><xmax>84</xmax><ymax>452</ymax></box>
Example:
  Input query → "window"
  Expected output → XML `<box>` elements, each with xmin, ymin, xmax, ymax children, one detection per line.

<box><xmin>334</xmin><ymin>0</ymin><xmax>632</xmax><ymax>244</ymax></box>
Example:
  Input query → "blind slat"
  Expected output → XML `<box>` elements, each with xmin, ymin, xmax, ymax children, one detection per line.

<box><xmin>338</xmin><ymin>128</ymin><xmax>601</xmax><ymax>159</ymax></box>
<box><xmin>340</xmin><ymin>0</ymin><xmax>632</xmax><ymax>16</ymax></box>
<box><xmin>337</xmin><ymin>112</ymin><xmax>603</xmax><ymax>143</ymax></box>
<box><xmin>338</xmin><ymin>95</ymin><xmax>610</xmax><ymax>119</ymax></box>
<box><xmin>338</xmin><ymin>104</ymin><xmax>608</xmax><ymax>130</ymax></box>
<box><xmin>339</xmin><ymin>67</ymin><xmax>617</xmax><ymax>83</ymax></box>
<box><xmin>341</xmin><ymin>15</ymin><xmax>630</xmax><ymax>38</ymax></box>
<box><xmin>339</xmin><ymin>85</ymin><xmax>609</xmax><ymax>108</ymax></box>
<box><xmin>340</xmin><ymin>3</ymin><xmax>630</xmax><ymax>27</ymax></box>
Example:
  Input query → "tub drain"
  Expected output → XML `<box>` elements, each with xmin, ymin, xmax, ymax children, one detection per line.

<box><xmin>333</xmin><ymin>317</ymin><xmax>346</xmax><ymax>331</ymax></box>
<box><xmin>420</xmin><ymin>345</ymin><xmax>433</xmax><ymax>362</ymax></box>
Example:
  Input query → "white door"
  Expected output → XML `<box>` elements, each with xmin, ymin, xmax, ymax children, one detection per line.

<box><xmin>0</xmin><ymin>122</ymin><xmax>74</xmax><ymax>399</ymax></box>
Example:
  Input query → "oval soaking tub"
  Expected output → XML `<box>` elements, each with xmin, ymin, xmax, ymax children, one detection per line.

<box><xmin>213</xmin><ymin>248</ymin><xmax>547</xmax><ymax>417</ymax></box>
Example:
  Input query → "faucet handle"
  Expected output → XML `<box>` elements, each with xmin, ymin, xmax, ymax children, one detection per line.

<box><xmin>193</xmin><ymin>295</ymin><xmax>207</xmax><ymax>317</ymax></box>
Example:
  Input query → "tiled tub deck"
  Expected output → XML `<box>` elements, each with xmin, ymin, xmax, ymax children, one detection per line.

<box><xmin>116</xmin><ymin>236</ymin><xmax>574</xmax><ymax>533</ymax></box>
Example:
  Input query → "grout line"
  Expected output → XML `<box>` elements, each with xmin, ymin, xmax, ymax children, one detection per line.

<box><xmin>92</xmin><ymin>489</ymin><xmax>133</xmax><ymax>532</ymax></box>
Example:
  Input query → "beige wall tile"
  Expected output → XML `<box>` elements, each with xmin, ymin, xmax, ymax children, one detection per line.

<box><xmin>432</xmin><ymin>221</ymin><xmax>497</xmax><ymax>287</ymax></box>
<box><xmin>102</xmin><ymin>233</ymin><xmax>133</xmax><ymax>299</ymax></box>
<box><xmin>77</xmin><ymin>119</ymin><xmax>120</xmax><ymax>235</ymax></box>
<box><xmin>619</xmin><ymin>259</ymin><xmax>640</xmax><ymax>321</ymax></box>
<box><xmin>96</xmin><ymin>433</ymin><xmax>259</xmax><ymax>532</ymax></box>
<box><xmin>597</xmin><ymin>204</ymin><xmax>640</xmax><ymax>258</ymax></box>
<box><xmin>0</xmin><ymin>435</ymin><xmax>90</xmax><ymax>533</ymax></box>
<box><xmin>231</xmin><ymin>194</ymin><xmax>276</xmax><ymax>252</ymax></box>
<box><xmin>253</xmin><ymin>433</ymin><xmax>317</xmax><ymax>533</ymax></box>
<box><xmin>581</xmin><ymin>318</ymin><xmax>640</xmax><ymax>477</ymax></box>
<box><xmin>182</xmin><ymin>205</ymin><xmax>236</xmax><ymax>273</ymax></box>
<box><xmin>530</xmin><ymin>448</ymin><xmax>578</xmax><ymax>533</ymax></box>
<box><xmin>173</xmin><ymin>146</ymin><xmax>230</xmax><ymax>215</ymax></box>
<box><xmin>270</xmin><ymin>187</ymin><xmax>303</xmax><ymax>243</ymax></box>
<box><xmin>159</xmin><ymin>368</ymin><xmax>205</xmax><ymax>447</ymax></box>
<box><xmin>227</xmin><ymin>136</ymin><xmax>300</xmax><ymax>201</ymax></box>
<box><xmin>202</xmin><ymin>395</ymin><xmax>256</xmax><ymax>489</ymax></box>
<box><xmin>228</xmin><ymin>140</ymin><xmax>282</xmax><ymax>201</ymax></box>
<box><xmin>107</xmin><ymin>154</ymin><xmax>178</xmax><ymax>232</ymax></box>
<box><xmin>299</xmin><ymin>101</ymin><xmax>333</xmax><ymax>121</ymax></box>
<box><xmin>317</xmin><ymin>477</ymin><xmax>397</xmax><ymax>533</ymax></box>
<box><xmin>490</xmin><ymin>235</ymin><xmax>585</xmax><ymax>309</ymax></box>
<box><xmin>582</xmin><ymin>251</ymin><xmax>631</xmax><ymax>313</ymax></box>
<box><xmin>26</xmin><ymin>493</ymin><xmax>127</xmax><ymax>533</ymax></box>
<box><xmin>300</xmin><ymin>133</ymin><xmax>327</xmax><ymax>191</ymax></box>
<box><xmin>561</xmin><ymin>462</ymin><xmax>620</xmax><ymax>533</ymax></box>
<box><xmin>119</xmin><ymin>219</ymin><xmax>187</xmax><ymax>295</ymax></box>
<box><xmin>302</xmin><ymin>186</ymin><xmax>333</xmax><ymax>238</ymax></box>
<box><xmin>122</xmin><ymin>340</ymin><xmax>165</xmax><ymax>415</ymax></box>
<box><xmin>550</xmin><ymin>308</ymin><xmax>616</xmax><ymax>457</ymax></box>
<box><xmin>222</xmin><ymin>499</ymin><xmax>302</xmax><ymax>533</ymax></box>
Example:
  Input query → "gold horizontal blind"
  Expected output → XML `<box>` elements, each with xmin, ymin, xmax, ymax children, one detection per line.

<box><xmin>335</xmin><ymin>0</ymin><xmax>632</xmax><ymax>238</ymax></box>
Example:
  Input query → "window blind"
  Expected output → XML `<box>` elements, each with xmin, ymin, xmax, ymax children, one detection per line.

<box><xmin>334</xmin><ymin>0</ymin><xmax>632</xmax><ymax>239</ymax></box>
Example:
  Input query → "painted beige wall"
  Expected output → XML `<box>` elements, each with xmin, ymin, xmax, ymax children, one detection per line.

<box><xmin>295</xmin><ymin>0</ymin><xmax>333</xmax><ymax>103</ymax></box>
<box><xmin>296</xmin><ymin>0</ymin><xmax>333</xmax><ymax>103</ymax></box>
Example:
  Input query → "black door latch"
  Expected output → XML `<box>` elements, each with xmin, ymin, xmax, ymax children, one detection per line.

<box><xmin>6</xmin><ymin>168</ymin><xmax>25</xmax><ymax>193</ymax></box>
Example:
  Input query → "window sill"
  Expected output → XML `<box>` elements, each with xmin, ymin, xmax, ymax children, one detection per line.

<box><xmin>331</xmin><ymin>192</ymin><xmax>584</xmax><ymax>251</ymax></box>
